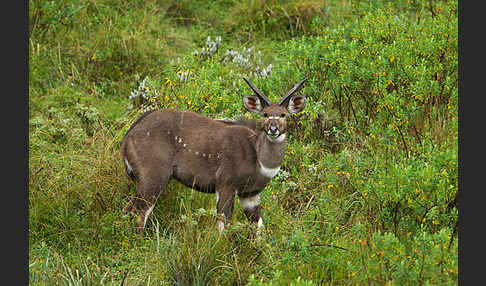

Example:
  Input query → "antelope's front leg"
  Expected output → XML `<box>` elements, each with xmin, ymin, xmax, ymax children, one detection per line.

<box><xmin>239</xmin><ymin>193</ymin><xmax>264</xmax><ymax>231</ymax></box>
<box><xmin>215</xmin><ymin>186</ymin><xmax>236</xmax><ymax>233</ymax></box>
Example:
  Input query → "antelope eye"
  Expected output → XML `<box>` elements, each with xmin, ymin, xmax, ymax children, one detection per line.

<box><xmin>281</xmin><ymin>113</ymin><xmax>286</xmax><ymax>118</ymax></box>
<box><xmin>263</xmin><ymin>113</ymin><xmax>268</xmax><ymax>118</ymax></box>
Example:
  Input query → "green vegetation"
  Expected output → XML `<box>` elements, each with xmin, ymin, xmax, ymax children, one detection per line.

<box><xmin>29</xmin><ymin>0</ymin><xmax>458</xmax><ymax>285</ymax></box>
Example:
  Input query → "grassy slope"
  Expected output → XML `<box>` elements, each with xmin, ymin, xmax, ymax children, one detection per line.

<box><xmin>29</xmin><ymin>0</ymin><xmax>457</xmax><ymax>285</ymax></box>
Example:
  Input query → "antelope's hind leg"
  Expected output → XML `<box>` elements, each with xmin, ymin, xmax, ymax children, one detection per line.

<box><xmin>123</xmin><ymin>167</ymin><xmax>171</xmax><ymax>233</ymax></box>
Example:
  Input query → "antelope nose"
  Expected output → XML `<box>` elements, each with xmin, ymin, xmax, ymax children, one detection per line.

<box><xmin>270</xmin><ymin>125</ymin><xmax>277</xmax><ymax>132</ymax></box>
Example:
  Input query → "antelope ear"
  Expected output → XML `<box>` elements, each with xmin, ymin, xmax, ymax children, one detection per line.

<box><xmin>287</xmin><ymin>95</ymin><xmax>306</xmax><ymax>114</ymax></box>
<box><xmin>243</xmin><ymin>94</ymin><xmax>263</xmax><ymax>113</ymax></box>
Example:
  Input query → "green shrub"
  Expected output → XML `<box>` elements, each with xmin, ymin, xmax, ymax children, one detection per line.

<box><xmin>29</xmin><ymin>0</ymin><xmax>188</xmax><ymax>97</ymax></box>
<box><xmin>358</xmin><ymin>229</ymin><xmax>458</xmax><ymax>285</ymax></box>
<box><xmin>228</xmin><ymin>0</ymin><xmax>326</xmax><ymax>40</ymax></box>
<box><xmin>273</xmin><ymin>0</ymin><xmax>457</xmax><ymax>154</ymax></box>
<box><xmin>347</xmin><ymin>141</ymin><xmax>458</xmax><ymax>236</ymax></box>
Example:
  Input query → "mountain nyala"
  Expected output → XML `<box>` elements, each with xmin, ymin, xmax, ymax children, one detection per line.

<box><xmin>121</xmin><ymin>77</ymin><xmax>307</xmax><ymax>234</ymax></box>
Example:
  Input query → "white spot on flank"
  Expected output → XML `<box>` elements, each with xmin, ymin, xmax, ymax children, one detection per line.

<box><xmin>258</xmin><ymin>161</ymin><xmax>280</xmax><ymax>178</ymax></box>
<box><xmin>143</xmin><ymin>205</ymin><xmax>154</xmax><ymax>227</ymax></box>
<box><xmin>240</xmin><ymin>194</ymin><xmax>260</xmax><ymax>210</ymax></box>
<box><xmin>146</xmin><ymin>131</ymin><xmax>150</xmax><ymax>136</ymax></box>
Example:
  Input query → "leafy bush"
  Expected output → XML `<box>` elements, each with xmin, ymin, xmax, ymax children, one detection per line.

<box><xmin>228</xmin><ymin>0</ymin><xmax>326</xmax><ymax>40</ymax></box>
<box><xmin>274</xmin><ymin>0</ymin><xmax>457</xmax><ymax>154</ymax></box>
<box><xmin>356</xmin><ymin>143</ymin><xmax>458</xmax><ymax>236</ymax></box>
<box><xmin>358</xmin><ymin>229</ymin><xmax>458</xmax><ymax>285</ymax></box>
<box><xmin>125</xmin><ymin>35</ymin><xmax>276</xmax><ymax>117</ymax></box>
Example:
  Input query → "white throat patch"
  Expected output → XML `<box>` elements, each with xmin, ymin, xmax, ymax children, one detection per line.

<box><xmin>258</xmin><ymin>161</ymin><xmax>280</xmax><ymax>178</ymax></box>
<box><xmin>266</xmin><ymin>133</ymin><xmax>286</xmax><ymax>143</ymax></box>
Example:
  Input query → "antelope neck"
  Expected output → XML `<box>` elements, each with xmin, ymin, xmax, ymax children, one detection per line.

<box><xmin>256</xmin><ymin>131</ymin><xmax>286</xmax><ymax>170</ymax></box>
